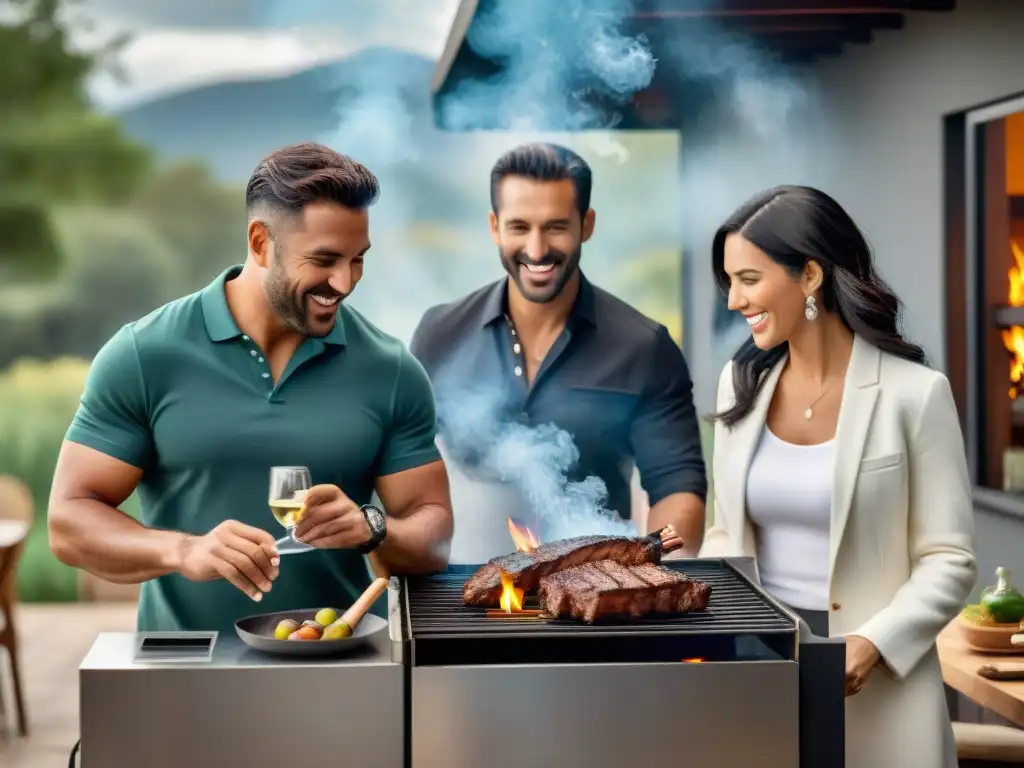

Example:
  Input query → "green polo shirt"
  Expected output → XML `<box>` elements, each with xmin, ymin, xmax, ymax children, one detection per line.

<box><xmin>65</xmin><ymin>266</ymin><xmax>441</xmax><ymax>633</ymax></box>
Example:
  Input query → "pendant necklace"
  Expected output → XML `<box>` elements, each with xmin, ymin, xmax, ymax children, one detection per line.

<box><xmin>804</xmin><ymin>385</ymin><xmax>833</xmax><ymax>420</ymax></box>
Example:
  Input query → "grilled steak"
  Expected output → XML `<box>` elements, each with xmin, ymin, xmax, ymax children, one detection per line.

<box><xmin>462</xmin><ymin>528</ymin><xmax>679</xmax><ymax>606</ymax></box>
<box><xmin>539</xmin><ymin>561</ymin><xmax>711</xmax><ymax>623</ymax></box>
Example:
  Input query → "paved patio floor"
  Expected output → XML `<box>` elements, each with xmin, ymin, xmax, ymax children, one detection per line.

<box><xmin>0</xmin><ymin>603</ymin><xmax>136</xmax><ymax>768</ymax></box>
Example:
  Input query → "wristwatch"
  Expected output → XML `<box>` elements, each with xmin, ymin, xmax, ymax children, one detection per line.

<box><xmin>359</xmin><ymin>504</ymin><xmax>387</xmax><ymax>554</ymax></box>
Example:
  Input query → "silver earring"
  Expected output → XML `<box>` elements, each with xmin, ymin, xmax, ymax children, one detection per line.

<box><xmin>804</xmin><ymin>295</ymin><xmax>818</xmax><ymax>321</ymax></box>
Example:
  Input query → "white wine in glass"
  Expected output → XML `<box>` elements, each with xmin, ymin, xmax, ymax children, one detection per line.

<box><xmin>269</xmin><ymin>466</ymin><xmax>314</xmax><ymax>556</ymax></box>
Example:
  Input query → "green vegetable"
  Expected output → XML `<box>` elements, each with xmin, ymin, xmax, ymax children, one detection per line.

<box><xmin>980</xmin><ymin>567</ymin><xmax>1024</xmax><ymax>624</ymax></box>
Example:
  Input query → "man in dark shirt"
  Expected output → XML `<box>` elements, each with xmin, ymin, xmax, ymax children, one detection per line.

<box><xmin>410</xmin><ymin>142</ymin><xmax>706</xmax><ymax>554</ymax></box>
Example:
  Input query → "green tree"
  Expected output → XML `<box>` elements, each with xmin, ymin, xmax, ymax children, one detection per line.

<box><xmin>132</xmin><ymin>162</ymin><xmax>247</xmax><ymax>290</ymax></box>
<box><xmin>0</xmin><ymin>0</ymin><xmax>152</xmax><ymax>281</ymax></box>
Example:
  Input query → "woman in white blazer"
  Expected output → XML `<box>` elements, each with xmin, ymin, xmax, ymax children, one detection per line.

<box><xmin>699</xmin><ymin>185</ymin><xmax>977</xmax><ymax>768</ymax></box>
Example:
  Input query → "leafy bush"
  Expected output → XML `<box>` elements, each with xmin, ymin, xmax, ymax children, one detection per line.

<box><xmin>0</xmin><ymin>357</ymin><xmax>140</xmax><ymax>601</ymax></box>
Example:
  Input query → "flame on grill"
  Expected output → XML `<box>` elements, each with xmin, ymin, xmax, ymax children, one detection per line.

<box><xmin>1003</xmin><ymin>240</ymin><xmax>1024</xmax><ymax>399</ymax></box>
<box><xmin>507</xmin><ymin>517</ymin><xmax>539</xmax><ymax>553</ymax></box>
<box><xmin>498</xmin><ymin>571</ymin><xmax>524</xmax><ymax>613</ymax></box>
<box><xmin>494</xmin><ymin>518</ymin><xmax>538</xmax><ymax>614</ymax></box>
<box><xmin>682</xmin><ymin>657</ymin><xmax>705</xmax><ymax>663</ymax></box>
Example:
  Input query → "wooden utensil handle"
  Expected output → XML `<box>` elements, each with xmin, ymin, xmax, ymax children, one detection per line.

<box><xmin>341</xmin><ymin>577</ymin><xmax>390</xmax><ymax>628</ymax></box>
<box><xmin>978</xmin><ymin>662</ymin><xmax>1024</xmax><ymax>680</ymax></box>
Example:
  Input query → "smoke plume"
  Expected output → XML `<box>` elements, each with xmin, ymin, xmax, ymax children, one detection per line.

<box><xmin>440</xmin><ymin>0</ymin><xmax>656</xmax><ymax>138</ymax></box>
<box><xmin>264</xmin><ymin>0</ymin><xmax>817</xmax><ymax>541</ymax></box>
<box><xmin>437</xmin><ymin>384</ymin><xmax>636</xmax><ymax>542</ymax></box>
<box><xmin>661</xmin><ymin>6</ymin><xmax>819</xmax><ymax>235</ymax></box>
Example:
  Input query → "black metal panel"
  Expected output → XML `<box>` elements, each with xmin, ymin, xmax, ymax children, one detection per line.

<box><xmin>403</xmin><ymin>560</ymin><xmax>797</xmax><ymax>666</ymax></box>
<box><xmin>797</xmin><ymin>631</ymin><xmax>847</xmax><ymax>768</ymax></box>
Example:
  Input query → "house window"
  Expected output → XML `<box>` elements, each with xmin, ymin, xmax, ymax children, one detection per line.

<box><xmin>962</xmin><ymin>97</ymin><xmax>1024</xmax><ymax>496</ymax></box>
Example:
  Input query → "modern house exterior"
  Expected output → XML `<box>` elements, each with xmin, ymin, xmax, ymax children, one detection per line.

<box><xmin>431</xmin><ymin>0</ymin><xmax>1024</xmax><ymax>600</ymax></box>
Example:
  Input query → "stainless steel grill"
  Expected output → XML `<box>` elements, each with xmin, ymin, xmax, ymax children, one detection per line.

<box><xmin>78</xmin><ymin>557</ymin><xmax>847</xmax><ymax>767</ymax></box>
<box><xmin>391</xmin><ymin>557</ymin><xmax>847</xmax><ymax>768</ymax></box>
<box><xmin>403</xmin><ymin>560</ymin><xmax>798</xmax><ymax>665</ymax></box>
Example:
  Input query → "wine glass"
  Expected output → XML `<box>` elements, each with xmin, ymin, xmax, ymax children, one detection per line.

<box><xmin>269</xmin><ymin>466</ymin><xmax>314</xmax><ymax>556</ymax></box>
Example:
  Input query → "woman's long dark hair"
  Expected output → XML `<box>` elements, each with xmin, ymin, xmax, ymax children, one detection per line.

<box><xmin>711</xmin><ymin>185</ymin><xmax>926</xmax><ymax>427</ymax></box>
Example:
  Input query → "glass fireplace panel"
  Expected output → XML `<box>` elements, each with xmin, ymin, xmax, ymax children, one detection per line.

<box><xmin>978</xmin><ymin>111</ymin><xmax>1024</xmax><ymax>494</ymax></box>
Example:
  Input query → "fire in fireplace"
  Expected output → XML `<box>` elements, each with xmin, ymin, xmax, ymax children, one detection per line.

<box><xmin>1002</xmin><ymin>240</ymin><xmax>1024</xmax><ymax>400</ymax></box>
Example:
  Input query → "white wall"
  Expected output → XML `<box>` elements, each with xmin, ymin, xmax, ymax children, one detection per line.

<box><xmin>684</xmin><ymin>0</ymin><xmax>1024</xmax><ymax>411</ymax></box>
<box><xmin>680</xmin><ymin>0</ymin><xmax>1024</xmax><ymax>594</ymax></box>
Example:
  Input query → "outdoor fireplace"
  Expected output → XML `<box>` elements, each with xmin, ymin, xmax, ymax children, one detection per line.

<box><xmin>994</xmin><ymin>234</ymin><xmax>1024</xmax><ymax>491</ymax></box>
<box><xmin>995</xmin><ymin>241</ymin><xmax>1024</xmax><ymax>402</ymax></box>
<box><xmin>949</xmin><ymin>95</ymin><xmax>1024</xmax><ymax>501</ymax></box>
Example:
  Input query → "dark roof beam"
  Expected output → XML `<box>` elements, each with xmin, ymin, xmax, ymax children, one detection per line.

<box><xmin>749</xmin><ymin>27</ymin><xmax>875</xmax><ymax>46</ymax></box>
<box><xmin>632</xmin><ymin>11</ymin><xmax>904</xmax><ymax>32</ymax></box>
<box><xmin>777</xmin><ymin>43</ymin><xmax>845</xmax><ymax>65</ymax></box>
<box><xmin>772</xmin><ymin>36</ymin><xmax>855</xmax><ymax>51</ymax></box>
<box><xmin>634</xmin><ymin>0</ymin><xmax>953</xmax><ymax>16</ymax></box>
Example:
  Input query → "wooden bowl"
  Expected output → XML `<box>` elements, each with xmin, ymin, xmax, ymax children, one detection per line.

<box><xmin>958</xmin><ymin>613</ymin><xmax>1023</xmax><ymax>654</ymax></box>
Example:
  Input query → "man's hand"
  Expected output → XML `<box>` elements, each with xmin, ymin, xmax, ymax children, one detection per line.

<box><xmin>177</xmin><ymin>520</ymin><xmax>280</xmax><ymax>601</ymax></box>
<box><xmin>659</xmin><ymin>524</ymin><xmax>685</xmax><ymax>552</ymax></box>
<box><xmin>844</xmin><ymin>634</ymin><xmax>881</xmax><ymax>696</ymax></box>
<box><xmin>646</xmin><ymin>493</ymin><xmax>704</xmax><ymax>558</ymax></box>
<box><xmin>293</xmin><ymin>484</ymin><xmax>371</xmax><ymax>550</ymax></box>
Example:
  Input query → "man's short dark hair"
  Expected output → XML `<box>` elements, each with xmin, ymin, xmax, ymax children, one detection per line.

<box><xmin>489</xmin><ymin>142</ymin><xmax>592</xmax><ymax>218</ymax></box>
<box><xmin>245</xmin><ymin>142</ymin><xmax>379</xmax><ymax>221</ymax></box>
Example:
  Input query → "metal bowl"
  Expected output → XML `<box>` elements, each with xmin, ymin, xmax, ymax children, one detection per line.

<box><xmin>235</xmin><ymin>607</ymin><xmax>387</xmax><ymax>658</ymax></box>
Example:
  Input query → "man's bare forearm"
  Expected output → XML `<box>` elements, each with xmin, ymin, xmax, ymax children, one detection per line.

<box><xmin>49</xmin><ymin>499</ymin><xmax>184</xmax><ymax>583</ymax></box>
<box><xmin>376</xmin><ymin>504</ymin><xmax>452</xmax><ymax>574</ymax></box>
<box><xmin>647</xmin><ymin>492</ymin><xmax>705</xmax><ymax>557</ymax></box>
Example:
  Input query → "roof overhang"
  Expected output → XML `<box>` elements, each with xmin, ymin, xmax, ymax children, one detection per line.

<box><xmin>432</xmin><ymin>0</ymin><xmax>956</xmax><ymax>131</ymax></box>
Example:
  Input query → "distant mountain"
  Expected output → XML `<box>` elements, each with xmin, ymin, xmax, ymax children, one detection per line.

<box><xmin>95</xmin><ymin>48</ymin><xmax>684</xmax><ymax>346</ymax></box>
<box><xmin>114</xmin><ymin>48</ymin><xmax>439</xmax><ymax>183</ymax></box>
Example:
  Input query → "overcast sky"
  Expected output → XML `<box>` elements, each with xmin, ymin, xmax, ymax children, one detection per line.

<box><xmin>66</xmin><ymin>0</ymin><xmax>462</xmax><ymax>109</ymax></box>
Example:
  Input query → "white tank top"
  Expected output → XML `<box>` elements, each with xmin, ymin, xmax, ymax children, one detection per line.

<box><xmin>745</xmin><ymin>426</ymin><xmax>834</xmax><ymax>611</ymax></box>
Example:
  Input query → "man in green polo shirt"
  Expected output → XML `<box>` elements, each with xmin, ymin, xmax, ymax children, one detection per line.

<box><xmin>48</xmin><ymin>142</ymin><xmax>453</xmax><ymax>632</ymax></box>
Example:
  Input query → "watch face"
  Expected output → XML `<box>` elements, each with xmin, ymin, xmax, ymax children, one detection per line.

<box><xmin>366</xmin><ymin>506</ymin><xmax>385</xmax><ymax>535</ymax></box>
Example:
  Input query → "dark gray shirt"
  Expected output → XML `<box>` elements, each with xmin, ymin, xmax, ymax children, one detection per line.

<box><xmin>409</xmin><ymin>273</ymin><xmax>707</xmax><ymax>522</ymax></box>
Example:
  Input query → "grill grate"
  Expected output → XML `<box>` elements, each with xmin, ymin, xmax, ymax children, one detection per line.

<box><xmin>407</xmin><ymin>560</ymin><xmax>792</xmax><ymax>637</ymax></box>
<box><xmin>402</xmin><ymin>560</ymin><xmax>797</xmax><ymax>666</ymax></box>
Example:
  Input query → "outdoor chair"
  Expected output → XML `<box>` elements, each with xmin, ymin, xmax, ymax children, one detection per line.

<box><xmin>0</xmin><ymin>474</ymin><xmax>33</xmax><ymax>737</ymax></box>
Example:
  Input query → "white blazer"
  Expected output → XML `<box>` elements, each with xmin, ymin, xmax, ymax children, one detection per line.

<box><xmin>701</xmin><ymin>333</ymin><xmax>977</xmax><ymax>768</ymax></box>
